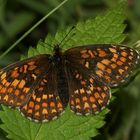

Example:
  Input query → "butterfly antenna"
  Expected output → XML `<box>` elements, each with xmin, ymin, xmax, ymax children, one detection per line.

<box><xmin>58</xmin><ymin>26</ymin><xmax>75</xmax><ymax>48</ymax></box>
<box><xmin>39</xmin><ymin>39</ymin><xmax>53</xmax><ymax>49</ymax></box>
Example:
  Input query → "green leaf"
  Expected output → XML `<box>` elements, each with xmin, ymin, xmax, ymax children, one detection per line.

<box><xmin>0</xmin><ymin>2</ymin><xmax>126</xmax><ymax>140</ymax></box>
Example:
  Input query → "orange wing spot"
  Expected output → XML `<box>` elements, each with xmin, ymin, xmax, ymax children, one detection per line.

<box><xmin>17</xmin><ymin>102</ymin><xmax>21</xmax><ymax>106</ymax></box>
<box><xmin>89</xmin><ymin>96</ymin><xmax>95</xmax><ymax>102</ymax></box>
<box><xmin>80</xmin><ymin>50</ymin><xmax>87</xmax><ymax>53</ymax></box>
<box><xmin>76</xmin><ymin>105</ymin><xmax>81</xmax><ymax>109</ymax></box>
<box><xmin>22</xmin><ymin>104</ymin><xmax>27</xmax><ymax>110</ymax></box>
<box><xmin>32</xmin><ymin>93</ymin><xmax>36</xmax><ymax>100</ymax></box>
<box><xmin>11</xmin><ymin>70</ymin><xmax>19</xmax><ymax>78</ymax></box>
<box><xmin>97</xmin><ymin>87</ymin><xmax>101</xmax><ymax>91</ymax></box>
<box><xmin>29</xmin><ymin>101</ymin><xmax>34</xmax><ymax>108</ymax></box>
<box><xmin>50</xmin><ymin>102</ymin><xmax>55</xmax><ymax>107</ymax></box>
<box><xmin>111</xmin><ymin>63</ymin><xmax>117</xmax><ymax>68</ymax></box>
<box><xmin>42</xmin><ymin>109</ymin><xmax>48</xmax><ymax>114</ymax></box>
<box><xmin>42</xmin><ymin>102</ymin><xmax>47</xmax><ymax>107</ymax></box>
<box><xmin>114</xmin><ymin>53</ymin><xmax>119</xmax><ymax>58</ymax></box>
<box><xmin>23</xmin><ymin>65</ymin><xmax>28</xmax><ymax>73</ymax></box>
<box><xmin>28</xmin><ymin>65</ymin><xmax>37</xmax><ymax>71</ymax></box>
<box><xmin>42</xmin><ymin>94</ymin><xmax>47</xmax><ymax>100</ymax></box>
<box><xmin>125</xmin><ymin>66</ymin><xmax>129</xmax><ymax>70</ymax></box>
<box><xmin>92</xmin><ymin>104</ymin><xmax>97</xmax><ymax>109</ymax></box>
<box><xmin>85</xmin><ymin>61</ymin><xmax>89</xmax><ymax>68</ymax></box>
<box><xmin>86</xmin><ymin>90</ymin><xmax>92</xmax><ymax>94</ymax></box>
<box><xmin>18</xmin><ymin>80</ymin><xmax>26</xmax><ymax>88</ymax></box>
<box><xmin>4</xmin><ymin>95</ymin><xmax>9</xmax><ymax>101</ymax></box>
<box><xmin>129</xmin><ymin>56</ymin><xmax>133</xmax><ymax>60</ymax></box>
<box><xmin>23</xmin><ymin>87</ymin><xmax>30</xmax><ymax>93</ymax></box>
<box><xmin>35</xmin><ymin>112</ymin><xmax>40</xmax><ymax>116</ymax></box>
<box><xmin>75</xmin><ymin>98</ymin><xmax>80</xmax><ymax>103</ymax></box>
<box><xmin>88</xmin><ymin>50</ymin><xmax>95</xmax><ymax>58</ymax></box>
<box><xmin>130</xmin><ymin>52</ymin><xmax>134</xmax><ymax>55</ymax></box>
<box><xmin>101</xmin><ymin>59</ymin><xmax>110</xmax><ymax>65</ymax></box>
<box><xmin>1</xmin><ymin>72</ymin><xmax>6</xmax><ymax>80</ymax></box>
<box><xmin>106</xmin><ymin>68</ymin><xmax>112</xmax><ymax>74</ymax></box>
<box><xmin>98</xmin><ymin>99</ymin><xmax>103</xmax><ymax>104</ymax></box>
<box><xmin>5</xmin><ymin>81</ymin><xmax>10</xmax><ymax>87</ymax></box>
<box><xmin>118</xmin><ymin>69</ymin><xmax>124</xmax><ymax>74</ymax></box>
<box><xmin>121</xmin><ymin>51</ymin><xmax>127</xmax><ymax>57</ymax></box>
<box><xmin>9</xmin><ymin>100</ymin><xmax>14</xmax><ymax>104</ymax></box>
<box><xmin>98</xmin><ymin>50</ymin><xmax>107</xmax><ymax>57</ymax></box>
<box><xmin>51</xmin><ymin>109</ymin><xmax>57</xmax><ymax>113</ymax></box>
<box><xmin>28</xmin><ymin>61</ymin><xmax>35</xmax><ymax>65</ymax></box>
<box><xmin>80</xmin><ymin>88</ymin><xmax>85</xmax><ymax>94</ymax></box>
<box><xmin>32</xmin><ymin>74</ymin><xmax>37</xmax><ymax>80</ymax></box>
<box><xmin>1</xmin><ymin>88</ymin><xmax>6</xmax><ymax>93</ymax></box>
<box><xmin>116</xmin><ymin>75</ymin><xmax>120</xmax><ymax>79</ymax></box>
<box><xmin>109</xmin><ymin>47</ymin><xmax>117</xmax><ymax>53</ymax></box>
<box><xmin>82</xmin><ymin>96</ymin><xmax>88</xmax><ymax>101</ymax></box>
<box><xmin>75</xmin><ymin>73</ymin><xmax>80</xmax><ymax>78</ymax></box>
<box><xmin>117</xmin><ymin>60</ymin><xmax>123</xmax><ymax>66</ymax></box>
<box><xmin>27</xmin><ymin>109</ymin><xmax>32</xmax><ymax>114</ymax></box>
<box><xmin>74</xmin><ymin>90</ymin><xmax>79</xmax><ymax>94</ymax></box>
<box><xmin>101</xmin><ymin>93</ymin><xmax>106</xmax><ymax>99</ymax></box>
<box><xmin>35</xmin><ymin>104</ymin><xmax>40</xmax><ymax>110</ymax></box>
<box><xmin>36</xmin><ymin>98</ymin><xmax>41</xmax><ymax>102</ymax></box>
<box><xmin>120</xmin><ymin>57</ymin><xmax>126</xmax><ymax>62</ymax></box>
<box><xmin>103</xmin><ymin>86</ymin><xmax>108</xmax><ymax>91</ymax></box>
<box><xmin>94</xmin><ymin>92</ymin><xmax>100</xmax><ymax>99</ymax></box>
<box><xmin>0</xmin><ymin>85</ymin><xmax>2</xmax><ymax>90</ymax></box>
<box><xmin>89</xmin><ymin>78</ymin><xmax>94</xmax><ymax>83</ymax></box>
<box><xmin>49</xmin><ymin>94</ymin><xmax>54</xmax><ymax>98</ymax></box>
<box><xmin>84</xmin><ymin>102</ymin><xmax>90</xmax><ymax>109</ymax></box>
<box><xmin>96</xmin><ymin>70</ymin><xmax>103</xmax><ymax>77</ymax></box>
<box><xmin>15</xmin><ymin>89</ymin><xmax>20</xmax><ymax>96</ymax></box>
<box><xmin>11</xmin><ymin>79</ymin><xmax>19</xmax><ymax>87</ymax></box>
<box><xmin>8</xmin><ymin>88</ymin><xmax>13</xmax><ymax>93</ymax></box>
<box><xmin>105</xmin><ymin>75</ymin><xmax>111</xmax><ymax>81</ymax></box>
<box><xmin>0</xmin><ymin>96</ymin><xmax>1</xmax><ymax>100</ymax></box>
<box><xmin>89</xmin><ymin>85</ymin><xmax>94</xmax><ymax>91</ymax></box>
<box><xmin>20</xmin><ymin>95</ymin><xmax>25</xmax><ymax>100</ymax></box>
<box><xmin>57</xmin><ymin>102</ymin><xmax>63</xmax><ymax>108</ymax></box>
<box><xmin>81</xmin><ymin>53</ymin><xmax>90</xmax><ymax>58</ymax></box>
<box><xmin>81</xmin><ymin>80</ymin><xmax>86</xmax><ymax>85</ymax></box>
<box><xmin>97</xmin><ymin>62</ymin><xmax>106</xmax><ymax>70</ymax></box>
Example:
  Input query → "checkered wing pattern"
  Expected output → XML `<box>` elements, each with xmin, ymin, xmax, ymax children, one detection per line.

<box><xmin>66</xmin><ymin>64</ymin><xmax>110</xmax><ymax>115</ymax></box>
<box><xmin>65</xmin><ymin>44</ymin><xmax>139</xmax><ymax>87</ymax></box>
<box><xmin>20</xmin><ymin>66</ymin><xmax>64</xmax><ymax>122</ymax></box>
<box><xmin>0</xmin><ymin>54</ymin><xmax>64</xmax><ymax>121</ymax></box>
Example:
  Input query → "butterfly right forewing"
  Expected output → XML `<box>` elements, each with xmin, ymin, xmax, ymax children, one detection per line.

<box><xmin>0</xmin><ymin>54</ymin><xmax>51</xmax><ymax>108</ymax></box>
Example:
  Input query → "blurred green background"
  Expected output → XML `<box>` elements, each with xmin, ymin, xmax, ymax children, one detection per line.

<box><xmin>0</xmin><ymin>0</ymin><xmax>140</xmax><ymax>140</ymax></box>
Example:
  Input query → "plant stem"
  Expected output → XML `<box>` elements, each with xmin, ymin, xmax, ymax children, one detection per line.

<box><xmin>0</xmin><ymin>0</ymin><xmax>69</xmax><ymax>60</ymax></box>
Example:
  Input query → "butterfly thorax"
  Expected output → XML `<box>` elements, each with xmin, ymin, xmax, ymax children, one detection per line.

<box><xmin>51</xmin><ymin>45</ymin><xmax>69</xmax><ymax>107</ymax></box>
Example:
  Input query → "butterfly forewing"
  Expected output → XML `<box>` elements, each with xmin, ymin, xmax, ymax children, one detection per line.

<box><xmin>0</xmin><ymin>54</ymin><xmax>51</xmax><ymax>108</ymax></box>
<box><xmin>65</xmin><ymin>44</ymin><xmax>139</xmax><ymax>87</ymax></box>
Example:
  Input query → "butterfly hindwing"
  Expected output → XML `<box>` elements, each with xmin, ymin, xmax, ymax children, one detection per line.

<box><xmin>20</xmin><ymin>66</ymin><xmax>64</xmax><ymax>122</ymax></box>
<box><xmin>66</xmin><ymin>64</ymin><xmax>110</xmax><ymax>115</ymax></box>
<box><xmin>65</xmin><ymin>44</ymin><xmax>139</xmax><ymax>87</ymax></box>
<box><xmin>0</xmin><ymin>54</ymin><xmax>51</xmax><ymax>108</ymax></box>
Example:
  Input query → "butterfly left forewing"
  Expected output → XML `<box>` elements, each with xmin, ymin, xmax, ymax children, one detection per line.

<box><xmin>65</xmin><ymin>44</ymin><xmax>139</xmax><ymax>87</ymax></box>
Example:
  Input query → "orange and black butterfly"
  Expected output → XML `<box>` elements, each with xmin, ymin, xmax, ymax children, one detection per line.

<box><xmin>0</xmin><ymin>44</ymin><xmax>139</xmax><ymax>122</ymax></box>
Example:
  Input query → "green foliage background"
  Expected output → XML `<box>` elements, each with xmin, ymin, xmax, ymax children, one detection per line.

<box><xmin>0</xmin><ymin>0</ymin><xmax>140</xmax><ymax>140</ymax></box>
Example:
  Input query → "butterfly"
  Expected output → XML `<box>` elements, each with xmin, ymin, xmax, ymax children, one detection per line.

<box><xmin>0</xmin><ymin>44</ymin><xmax>139</xmax><ymax>122</ymax></box>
